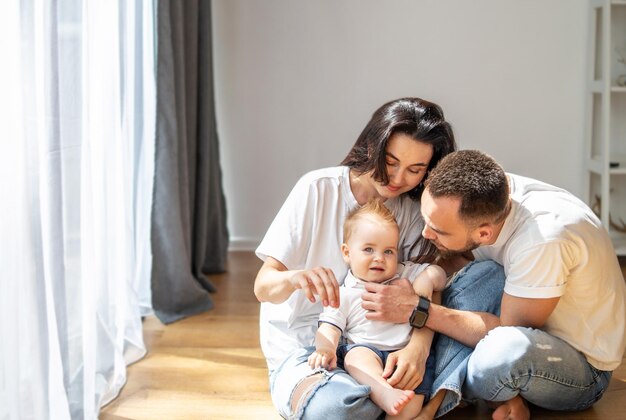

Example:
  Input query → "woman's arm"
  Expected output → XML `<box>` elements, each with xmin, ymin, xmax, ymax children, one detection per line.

<box><xmin>254</xmin><ymin>256</ymin><xmax>341</xmax><ymax>307</ymax></box>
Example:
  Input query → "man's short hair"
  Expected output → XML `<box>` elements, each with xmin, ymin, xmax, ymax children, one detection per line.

<box><xmin>424</xmin><ymin>150</ymin><xmax>509</xmax><ymax>225</ymax></box>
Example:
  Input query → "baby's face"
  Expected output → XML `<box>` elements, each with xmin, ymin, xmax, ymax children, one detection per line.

<box><xmin>343</xmin><ymin>217</ymin><xmax>399</xmax><ymax>283</ymax></box>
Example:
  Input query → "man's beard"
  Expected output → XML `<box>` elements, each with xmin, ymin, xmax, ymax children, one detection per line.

<box><xmin>434</xmin><ymin>238</ymin><xmax>480</xmax><ymax>260</ymax></box>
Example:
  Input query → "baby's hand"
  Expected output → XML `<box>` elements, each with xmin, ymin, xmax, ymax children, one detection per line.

<box><xmin>308</xmin><ymin>348</ymin><xmax>337</xmax><ymax>371</ymax></box>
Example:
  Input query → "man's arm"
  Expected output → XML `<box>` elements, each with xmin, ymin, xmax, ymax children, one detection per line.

<box><xmin>384</xmin><ymin>325</ymin><xmax>434</xmax><ymax>390</ymax></box>
<box><xmin>362</xmin><ymin>280</ymin><xmax>560</xmax><ymax>348</ymax></box>
<box><xmin>500</xmin><ymin>294</ymin><xmax>560</xmax><ymax>328</ymax></box>
<box><xmin>430</xmin><ymin>294</ymin><xmax>560</xmax><ymax>347</ymax></box>
<box><xmin>381</xmin><ymin>267</ymin><xmax>443</xmax><ymax>389</ymax></box>
<box><xmin>425</xmin><ymin>303</ymin><xmax>500</xmax><ymax>348</ymax></box>
<box><xmin>361</xmin><ymin>279</ymin><xmax>502</xmax><ymax>348</ymax></box>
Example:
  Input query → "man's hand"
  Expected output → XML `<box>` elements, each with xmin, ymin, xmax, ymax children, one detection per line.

<box><xmin>383</xmin><ymin>344</ymin><xmax>427</xmax><ymax>390</ymax></box>
<box><xmin>361</xmin><ymin>279</ymin><xmax>418</xmax><ymax>323</ymax></box>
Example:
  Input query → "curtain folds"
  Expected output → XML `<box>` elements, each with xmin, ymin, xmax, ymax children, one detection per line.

<box><xmin>0</xmin><ymin>1</ymin><xmax>155</xmax><ymax>418</ymax></box>
<box><xmin>151</xmin><ymin>0</ymin><xmax>229</xmax><ymax>324</ymax></box>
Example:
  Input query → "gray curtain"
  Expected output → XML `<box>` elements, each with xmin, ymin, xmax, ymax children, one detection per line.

<box><xmin>151</xmin><ymin>0</ymin><xmax>229</xmax><ymax>324</ymax></box>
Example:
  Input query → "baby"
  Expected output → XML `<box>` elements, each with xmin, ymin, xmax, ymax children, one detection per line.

<box><xmin>308</xmin><ymin>199</ymin><xmax>447</xmax><ymax>419</ymax></box>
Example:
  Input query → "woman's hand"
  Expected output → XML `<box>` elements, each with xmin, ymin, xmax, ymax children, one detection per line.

<box><xmin>254</xmin><ymin>257</ymin><xmax>340</xmax><ymax>306</ymax></box>
<box><xmin>361</xmin><ymin>279</ymin><xmax>417</xmax><ymax>322</ymax></box>
<box><xmin>382</xmin><ymin>336</ymin><xmax>430</xmax><ymax>390</ymax></box>
<box><xmin>308</xmin><ymin>348</ymin><xmax>337</xmax><ymax>370</ymax></box>
<box><xmin>290</xmin><ymin>267</ymin><xmax>340</xmax><ymax>308</ymax></box>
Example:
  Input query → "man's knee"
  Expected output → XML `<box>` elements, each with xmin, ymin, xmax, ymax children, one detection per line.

<box><xmin>467</xmin><ymin>326</ymin><xmax>533</xmax><ymax>384</ymax></box>
<box><xmin>444</xmin><ymin>260</ymin><xmax>505</xmax><ymax>313</ymax></box>
<box><xmin>462</xmin><ymin>260</ymin><xmax>505</xmax><ymax>290</ymax></box>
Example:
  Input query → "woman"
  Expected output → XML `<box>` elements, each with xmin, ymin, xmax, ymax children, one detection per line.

<box><xmin>254</xmin><ymin>97</ymin><xmax>456</xmax><ymax>419</ymax></box>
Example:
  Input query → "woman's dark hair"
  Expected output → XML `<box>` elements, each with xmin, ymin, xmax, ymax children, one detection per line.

<box><xmin>341</xmin><ymin>97</ymin><xmax>457</xmax><ymax>200</ymax></box>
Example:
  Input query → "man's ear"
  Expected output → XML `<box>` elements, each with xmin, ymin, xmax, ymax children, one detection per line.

<box><xmin>341</xmin><ymin>243</ymin><xmax>350</xmax><ymax>264</ymax></box>
<box><xmin>475</xmin><ymin>223</ymin><xmax>495</xmax><ymax>245</ymax></box>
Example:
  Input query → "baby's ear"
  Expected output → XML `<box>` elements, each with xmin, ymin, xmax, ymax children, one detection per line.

<box><xmin>341</xmin><ymin>243</ymin><xmax>350</xmax><ymax>264</ymax></box>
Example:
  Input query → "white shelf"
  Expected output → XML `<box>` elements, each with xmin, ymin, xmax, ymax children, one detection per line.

<box><xmin>587</xmin><ymin>156</ymin><xmax>626</xmax><ymax>175</ymax></box>
<box><xmin>585</xmin><ymin>0</ymin><xmax>626</xmax><ymax>245</ymax></box>
<box><xmin>610</xmin><ymin>165</ymin><xmax>626</xmax><ymax>175</ymax></box>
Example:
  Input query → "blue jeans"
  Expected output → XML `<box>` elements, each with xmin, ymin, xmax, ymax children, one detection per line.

<box><xmin>269</xmin><ymin>346</ymin><xmax>381</xmax><ymax>419</ymax></box>
<box><xmin>464</xmin><ymin>326</ymin><xmax>612</xmax><ymax>411</ymax></box>
<box><xmin>431</xmin><ymin>260</ymin><xmax>505</xmax><ymax>417</ymax></box>
<box><xmin>269</xmin><ymin>260</ymin><xmax>505</xmax><ymax>419</ymax></box>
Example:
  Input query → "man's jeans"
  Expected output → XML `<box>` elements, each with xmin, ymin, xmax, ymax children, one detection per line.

<box><xmin>269</xmin><ymin>260</ymin><xmax>505</xmax><ymax>419</ymax></box>
<box><xmin>431</xmin><ymin>260</ymin><xmax>505</xmax><ymax>417</ymax></box>
<box><xmin>464</xmin><ymin>326</ymin><xmax>612</xmax><ymax>411</ymax></box>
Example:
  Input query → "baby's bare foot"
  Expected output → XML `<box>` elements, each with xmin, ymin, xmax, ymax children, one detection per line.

<box><xmin>375</xmin><ymin>388</ymin><xmax>415</xmax><ymax>416</ymax></box>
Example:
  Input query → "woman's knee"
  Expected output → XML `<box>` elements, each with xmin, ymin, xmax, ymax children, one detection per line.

<box><xmin>300</xmin><ymin>372</ymin><xmax>381</xmax><ymax>420</ymax></box>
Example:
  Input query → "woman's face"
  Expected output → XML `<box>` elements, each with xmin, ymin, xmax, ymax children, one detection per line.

<box><xmin>372</xmin><ymin>133</ymin><xmax>433</xmax><ymax>200</ymax></box>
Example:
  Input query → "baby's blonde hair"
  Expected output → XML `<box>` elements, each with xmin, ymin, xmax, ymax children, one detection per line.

<box><xmin>343</xmin><ymin>199</ymin><xmax>398</xmax><ymax>243</ymax></box>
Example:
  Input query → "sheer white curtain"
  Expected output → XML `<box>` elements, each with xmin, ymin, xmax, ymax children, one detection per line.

<box><xmin>0</xmin><ymin>1</ymin><xmax>155</xmax><ymax>419</ymax></box>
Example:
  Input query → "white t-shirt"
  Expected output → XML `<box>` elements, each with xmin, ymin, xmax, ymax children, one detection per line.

<box><xmin>256</xmin><ymin>166</ymin><xmax>424</xmax><ymax>371</ymax></box>
<box><xmin>473</xmin><ymin>173</ymin><xmax>626</xmax><ymax>371</ymax></box>
<box><xmin>319</xmin><ymin>262</ymin><xmax>429</xmax><ymax>351</ymax></box>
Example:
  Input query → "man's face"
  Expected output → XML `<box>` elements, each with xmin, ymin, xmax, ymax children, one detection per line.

<box><xmin>420</xmin><ymin>188</ymin><xmax>480</xmax><ymax>258</ymax></box>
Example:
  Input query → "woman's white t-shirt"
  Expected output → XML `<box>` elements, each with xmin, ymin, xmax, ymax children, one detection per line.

<box><xmin>256</xmin><ymin>166</ymin><xmax>424</xmax><ymax>371</ymax></box>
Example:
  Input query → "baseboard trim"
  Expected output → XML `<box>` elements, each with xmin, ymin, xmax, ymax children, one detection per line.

<box><xmin>229</xmin><ymin>237</ymin><xmax>260</xmax><ymax>252</ymax></box>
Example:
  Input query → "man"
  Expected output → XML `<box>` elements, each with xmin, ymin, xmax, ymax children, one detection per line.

<box><xmin>362</xmin><ymin>150</ymin><xmax>626</xmax><ymax>419</ymax></box>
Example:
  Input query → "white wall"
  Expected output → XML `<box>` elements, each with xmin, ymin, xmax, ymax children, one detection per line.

<box><xmin>213</xmin><ymin>0</ymin><xmax>588</xmax><ymax>250</ymax></box>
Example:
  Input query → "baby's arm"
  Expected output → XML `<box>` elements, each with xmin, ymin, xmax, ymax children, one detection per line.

<box><xmin>308</xmin><ymin>322</ymin><xmax>341</xmax><ymax>370</ymax></box>
<box><xmin>412</xmin><ymin>264</ymin><xmax>447</xmax><ymax>299</ymax></box>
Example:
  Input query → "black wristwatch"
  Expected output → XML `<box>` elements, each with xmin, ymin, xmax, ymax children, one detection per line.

<box><xmin>409</xmin><ymin>296</ymin><xmax>430</xmax><ymax>329</ymax></box>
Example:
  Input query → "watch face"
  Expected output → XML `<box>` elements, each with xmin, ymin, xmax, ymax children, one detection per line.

<box><xmin>410</xmin><ymin>310</ymin><xmax>428</xmax><ymax>328</ymax></box>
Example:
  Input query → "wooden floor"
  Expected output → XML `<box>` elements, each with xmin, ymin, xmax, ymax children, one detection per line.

<box><xmin>101</xmin><ymin>252</ymin><xmax>626</xmax><ymax>420</ymax></box>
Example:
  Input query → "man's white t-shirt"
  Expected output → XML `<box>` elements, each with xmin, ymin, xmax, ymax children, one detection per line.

<box><xmin>473</xmin><ymin>173</ymin><xmax>626</xmax><ymax>371</ymax></box>
<box><xmin>319</xmin><ymin>262</ymin><xmax>429</xmax><ymax>351</ymax></box>
<box><xmin>256</xmin><ymin>166</ymin><xmax>424</xmax><ymax>371</ymax></box>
